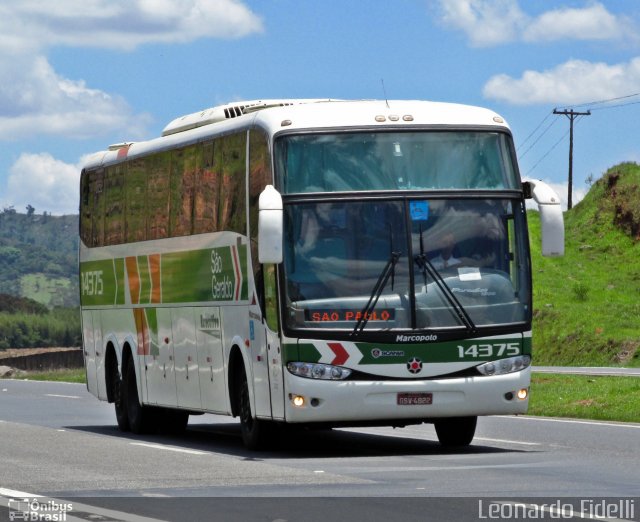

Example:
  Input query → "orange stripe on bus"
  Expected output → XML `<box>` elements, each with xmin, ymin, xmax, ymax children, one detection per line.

<box><xmin>149</xmin><ymin>253</ymin><xmax>161</xmax><ymax>303</ymax></box>
<box><xmin>133</xmin><ymin>308</ymin><xmax>150</xmax><ymax>356</ymax></box>
<box><xmin>126</xmin><ymin>256</ymin><xmax>140</xmax><ymax>305</ymax></box>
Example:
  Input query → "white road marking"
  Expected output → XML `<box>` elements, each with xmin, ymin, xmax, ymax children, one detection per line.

<box><xmin>45</xmin><ymin>394</ymin><xmax>81</xmax><ymax>399</ymax></box>
<box><xmin>474</xmin><ymin>436</ymin><xmax>541</xmax><ymax>446</ymax></box>
<box><xmin>0</xmin><ymin>487</ymin><xmax>39</xmax><ymax>498</ymax></box>
<box><xmin>130</xmin><ymin>442</ymin><xmax>208</xmax><ymax>455</ymax></box>
<box><xmin>500</xmin><ymin>415</ymin><xmax>640</xmax><ymax>429</ymax></box>
<box><xmin>0</xmin><ymin>486</ymin><xmax>170</xmax><ymax>522</ymax></box>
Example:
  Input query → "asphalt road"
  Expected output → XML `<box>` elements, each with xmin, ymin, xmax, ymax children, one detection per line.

<box><xmin>0</xmin><ymin>379</ymin><xmax>638</xmax><ymax>522</ymax></box>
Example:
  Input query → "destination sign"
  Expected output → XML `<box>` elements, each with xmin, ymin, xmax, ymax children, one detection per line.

<box><xmin>305</xmin><ymin>309</ymin><xmax>395</xmax><ymax>322</ymax></box>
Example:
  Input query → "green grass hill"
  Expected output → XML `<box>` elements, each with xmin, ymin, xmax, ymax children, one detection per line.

<box><xmin>529</xmin><ymin>162</ymin><xmax>640</xmax><ymax>367</ymax></box>
<box><xmin>0</xmin><ymin>209</ymin><xmax>78</xmax><ymax>308</ymax></box>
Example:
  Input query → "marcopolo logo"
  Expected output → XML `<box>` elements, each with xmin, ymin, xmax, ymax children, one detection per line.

<box><xmin>396</xmin><ymin>334</ymin><xmax>438</xmax><ymax>343</ymax></box>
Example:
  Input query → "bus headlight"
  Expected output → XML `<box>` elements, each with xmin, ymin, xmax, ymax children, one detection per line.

<box><xmin>287</xmin><ymin>362</ymin><xmax>352</xmax><ymax>380</ymax></box>
<box><xmin>476</xmin><ymin>355</ymin><xmax>531</xmax><ymax>376</ymax></box>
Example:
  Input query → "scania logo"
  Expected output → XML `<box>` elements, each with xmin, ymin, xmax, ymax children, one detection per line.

<box><xmin>371</xmin><ymin>348</ymin><xmax>405</xmax><ymax>359</ymax></box>
<box><xmin>407</xmin><ymin>357</ymin><xmax>423</xmax><ymax>374</ymax></box>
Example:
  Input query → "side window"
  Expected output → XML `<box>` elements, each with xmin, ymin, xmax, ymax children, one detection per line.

<box><xmin>264</xmin><ymin>264</ymin><xmax>279</xmax><ymax>332</ymax></box>
<box><xmin>218</xmin><ymin>132</ymin><xmax>247</xmax><ymax>234</ymax></box>
<box><xmin>90</xmin><ymin>169</ymin><xmax>105</xmax><ymax>247</ymax></box>
<box><xmin>126</xmin><ymin>157</ymin><xmax>147</xmax><ymax>243</ymax></box>
<box><xmin>170</xmin><ymin>145</ymin><xmax>197</xmax><ymax>237</ymax></box>
<box><xmin>147</xmin><ymin>151</ymin><xmax>171</xmax><ymax>240</ymax></box>
<box><xmin>104</xmin><ymin>165</ymin><xmax>125</xmax><ymax>245</ymax></box>
<box><xmin>80</xmin><ymin>169</ymin><xmax>92</xmax><ymax>246</ymax></box>
<box><xmin>248</xmin><ymin>129</ymin><xmax>272</xmax><ymax>316</ymax></box>
<box><xmin>194</xmin><ymin>140</ymin><xmax>220</xmax><ymax>234</ymax></box>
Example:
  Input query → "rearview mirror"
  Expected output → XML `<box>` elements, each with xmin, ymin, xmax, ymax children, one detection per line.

<box><xmin>258</xmin><ymin>185</ymin><xmax>283</xmax><ymax>264</ymax></box>
<box><xmin>524</xmin><ymin>180</ymin><xmax>565</xmax><ymax>257</ymax></box>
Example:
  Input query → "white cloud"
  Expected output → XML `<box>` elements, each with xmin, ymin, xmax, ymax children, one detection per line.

<box><xmin>0</xmin><ymin>0</ymin><xmax>262</xmax><ymax>141</ymax></box>
<box><xmin>6</xmin><ymin>153</ymin><xmax>81</xmax><ymax>215</ymax></box>
<box><xmin>0</xmin><ymin>0</ymin><xmax>263</xmax><ymax>53</ymax></box>
<box><xmin>0</xmin><ymin>55</ymin><xmax>150</xmax><ymax>140</ymax></box>
<box><xmin>523</xmin><ymin>4</ymin><xmax>626</xmax><ymax>43</ymax></box>
<box><xmin>437</xmin><ymin>0</ymin><xmax>526</xmax><ymax>47</ymax></box>
<box><xmin>437</xmin><ymin>0</ymin><xmax>633</xmax><ymax>47</ymax></box>
<box><xmin>483</xmin><ymin>58</ymin><xmax>640</xmax><ymax>105</ymax></box>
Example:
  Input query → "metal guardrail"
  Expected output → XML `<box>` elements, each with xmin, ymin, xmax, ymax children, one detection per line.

<box><xmin>532</xmin><ymin>366</ymin><xmax>640</xmax><ymax>377</ymax></box>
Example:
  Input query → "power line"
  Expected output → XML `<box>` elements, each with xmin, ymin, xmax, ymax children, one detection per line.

<box><xmin>525</xmin><ymin>115</ymin><xmax>586</xmax><ymax>177</ymax></box>
<box><xmin>589</xmin><ymin>99</ymin><xmax>640</xmax><ymax>111</ymax></box>
<box><xmin>519</xmin><ymin>117</ymin><xmax>559</xmax><ymax>159</ymax></box>
<box><xmin>525</xmin><ymin>128</ymin><xmax>570</xmax><ymax>177</ymax></box>
<box><xmin>561</xmin><ymin>92</ymin><xmax>640</xmax><ymax>110</ymax></box>
<box><xmin>517</xmin><ymin>111</ymin><xmax>553</xmax><ymax>152</ymax></box>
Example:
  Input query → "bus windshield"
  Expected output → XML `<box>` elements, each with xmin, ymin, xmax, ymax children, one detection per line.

<box><xmin>276</xmin><ymin>131</ymin><xmax>519</xmax><ymax>193</ymax></box>
<box><xmin>283</xmin><ymin>198</ymin><xmax>530</xmax><ymax>335</ymax></box>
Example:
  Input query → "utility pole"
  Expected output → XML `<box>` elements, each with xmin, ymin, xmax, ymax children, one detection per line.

<box><xmin>553</xmin><ymin>108</ymin><xmax>591</xmax><ymax>210</ymax></box>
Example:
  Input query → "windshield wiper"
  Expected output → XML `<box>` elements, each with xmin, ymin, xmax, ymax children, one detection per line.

<box><xmin>414</xmin><ymin>227</ymin><xmax>477</xmax><ymax>333</ymax></box>
<box><xmin>351</xmin><ymin>250</ymin><xmax>401</xmax><ymax>338</ymax></box>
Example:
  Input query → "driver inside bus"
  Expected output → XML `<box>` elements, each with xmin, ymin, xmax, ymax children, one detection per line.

<box><xmin>430</xmin><ymin>232</ymin><xmax>461</xmax><ymax>270</ymax></box>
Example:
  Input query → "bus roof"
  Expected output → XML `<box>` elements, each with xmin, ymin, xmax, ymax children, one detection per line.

<box><xmin>82</xmin><ymin>99</ymin><xmax>511</xmax><ymax>170</ymax></box>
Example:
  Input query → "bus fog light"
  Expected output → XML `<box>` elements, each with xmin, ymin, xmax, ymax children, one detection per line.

<box><xmin>291</xmin><ymin>394</ymin><xmax>305</xmax><ymax>407</ymax></box>
<box><xmin>504</xmin><ymin>392</ymin><xmax>514</xmax><ymax>401</ymax></box>
<box><xmin>517</xmin><ymin>388</ymin><xmax>528</xmax><ymax>400</ymax></box>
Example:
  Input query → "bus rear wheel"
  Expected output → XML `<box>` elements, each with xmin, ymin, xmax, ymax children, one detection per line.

<box><xmin>124</xmin><ymin>360</ymin><xmax>158</xmax><ymax>434</ymax></box>
<box><xmin>112</xmin><ymin>362</ymin><xmax>129</xmax><ymax>432</ymax></box>
<box><xmin>238</xmin><ymin>365</ymin><xmax>272</xmax><ymax>450</ymax></box>
<box><xmin>434</xmin><ymin>416</ymin><xmax>477</xmax><ymax>447</ymax></box>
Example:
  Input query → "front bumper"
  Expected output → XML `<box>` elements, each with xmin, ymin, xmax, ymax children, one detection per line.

<box><xmin>283</xmin><ymin>366</ymin><xmax>530</xmax><ymax>424</ymax></box>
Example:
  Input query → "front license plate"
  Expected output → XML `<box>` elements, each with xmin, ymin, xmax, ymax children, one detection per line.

<box><xmin>397</xmin><ymin>392</ymin><xmax>433</xmax><ymax>405</ymax></box>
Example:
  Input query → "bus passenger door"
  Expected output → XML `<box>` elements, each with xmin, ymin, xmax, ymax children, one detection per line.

<box><xmin>264</xmin><ymin>264</ymin><xmax>284</xmax><ymax>419</ymax></box>
<box><xmin>196</xmin><ymin>307</ymin><xmax>226</xmax><ymax>413</ymax></box>
<box><xmin>266</xmin><ymin>328</ymin><xmax>284</xmax><ymax>419</ymax></box>
<box><xmin>249</xmin><ymin>307</ymin><xmax>272</xmax><ymax>418</ymax></box>
<box><xmin>82</xmin><ymin>311</ymin><xmax>98</xmax><ymax>396</ymax></box>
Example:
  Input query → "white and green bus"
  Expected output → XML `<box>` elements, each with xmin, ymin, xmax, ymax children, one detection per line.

<box><xmin>80</xmin><ymin>99</ymin><xmax>564</xmax><ymax>449</ymax></box>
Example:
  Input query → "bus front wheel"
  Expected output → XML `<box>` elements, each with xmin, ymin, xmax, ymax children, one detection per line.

<box><xmin>238</xmin><ymin>365</ymin><xmax>272</xmax><ymax>450</ymax></box>
<box><xmin>434</xmin><ymin>416</ymin><xmax>477</xmax><ymax>447</ymax></box>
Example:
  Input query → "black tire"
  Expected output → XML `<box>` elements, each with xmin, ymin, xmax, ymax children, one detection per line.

<box><xmin>124</xmin><ymin>359</ymin><xmax>158</xmax><ymax>434</ymax></box>
<box><xmin>434</xmin><ymin>416</ymin><xmax>477</xmax><ymax>448</ymax></box>
<box><xmin>238</xmin><ymin>365</ymin><xmax>272</xmax><ymax>450</ymax></box>
<box><xmin>112</xmin><ymin>361</ymin><xmax>129</xmax><ymax>432</ymax></box>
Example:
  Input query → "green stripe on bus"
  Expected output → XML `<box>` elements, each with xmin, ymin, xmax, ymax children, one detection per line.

<box><xmin>81</xmin><ymin>244</ymin><xmax>249</xmax><ymax>306</ymax></box>
<box><xmin>145</xmin><ymin>308</ymin><xmax>159</xmax><ymax>356</ymax></box>
<box><xmin>114</xmin><ymin>258</ymin><xmax>125</xmax><ymax>305</ymax></box>
<box><xmin>80</xmin><ymin>259</ymin><xmax>121</xmax><ymax>307</ymax></box>
<box><xmin>137</xmin><ymin>255</ymin><xmax>151</xmax><ymax>304</ymax></box>
<box><xmin>290</xmin><ymin>337</ymin><xmax>524</xmax><ymax>365</ymax></box>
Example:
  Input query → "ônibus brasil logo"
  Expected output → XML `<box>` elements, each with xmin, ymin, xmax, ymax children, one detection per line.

<box><xmin>407</xmin><ymin>357</ymin><xmax>423</xmax><ymax>374</ymax></box>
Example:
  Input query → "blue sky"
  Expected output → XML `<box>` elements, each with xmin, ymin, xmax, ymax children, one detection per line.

<box><xmin>1</xmin><ymin>0</ymin><xmax>639</xmax><ymax>214</ymax></box>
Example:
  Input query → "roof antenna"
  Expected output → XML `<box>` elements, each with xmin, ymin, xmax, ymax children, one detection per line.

<box><xmin>381</xmin><ymin>78</ymin><xmax>390</xmax><ymax>108</ymax></box>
